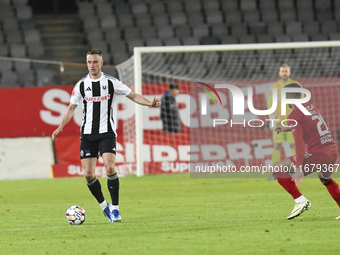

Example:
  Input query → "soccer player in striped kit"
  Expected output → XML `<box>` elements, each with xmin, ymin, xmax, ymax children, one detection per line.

<box><xmin>52</xmin><ymin>49</ymin><xmax>161</xmax><ymax>223</ymax></box>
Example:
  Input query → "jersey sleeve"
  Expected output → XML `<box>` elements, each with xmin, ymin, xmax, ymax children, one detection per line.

<box><xmin>288</xmin><ymin>111</ymin><xmax>305</xmax><ymax>168</ymax></box>
<box><xmin>113</xmin><ymin>79</ymin><xmax>132</xmax><ymax>96</ymax></box>
<box><xmin>70</xmin><ymin>83</ymin><xmax>82</xmax><ymax>105</ymax></box>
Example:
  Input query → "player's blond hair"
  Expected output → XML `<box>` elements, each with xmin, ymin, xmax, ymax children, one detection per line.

<box><xmin>87</xmin><ymin>48</ymin><xmax>102</xmax><ymax>57</ymax></box>
<box><xmin>280</xmin><ymin>64</ymin><xmax>290</xmax><ymax>70</ymax></box>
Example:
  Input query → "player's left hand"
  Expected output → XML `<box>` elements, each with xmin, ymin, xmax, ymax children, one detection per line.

<box><xmin>293</xmin><ymin>167</ymin><xmax>305</xmax><ymax>186</ymax></box>
<box><xmin>151</xmin><ymin>96</ymin><xmax>161</xmax><ymax>107</ymax></box>
<box><xmin>275</xmin><ymin>125</ymin><xmax>290</xmax><ymax>134</ymax></box>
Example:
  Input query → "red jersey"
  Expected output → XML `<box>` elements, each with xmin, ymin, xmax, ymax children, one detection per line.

<box><xmin>287</xmin><ymin>102</ymin><xmax>338</xmax><ymax>168</ymax></box>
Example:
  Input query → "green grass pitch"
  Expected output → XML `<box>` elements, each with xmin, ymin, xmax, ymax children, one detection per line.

<box><xmin>1</xmin><ymin>174</ymin><xmax>340</xmax><ymax>255</ymax></box>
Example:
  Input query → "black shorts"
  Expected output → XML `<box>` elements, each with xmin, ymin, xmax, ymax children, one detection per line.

<box><xmin>80</xmin><ymin>133</ymin><xmax>116</xmax><ymax>159</ymax></box>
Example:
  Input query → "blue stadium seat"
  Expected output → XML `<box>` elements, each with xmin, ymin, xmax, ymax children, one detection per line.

<box><xmin>182</xmin><ymin>37</ymin><xmax>200</xmax><ymax>45</ymax></box>
<box><xmin>145</xmin><ymin>38</ymin><xmax>163</xmax><ymax>46</ymax></box>
<box><xmin>240</xmin><ymin>0</ymin><xmax>257</xmax><ymax>11</ymax></box>
<box><xmin>285</xmin><ymin>21</ymin><xmax>303</xmax><ymax>35</ymax></box>
<box><xmin>239</xmin><ymin>35</ymin><xmax>256</xmax><ymax>44</ymax></box>
<box><xmin>200</xmin><ymin>35</ymin><xmax>220</xmax><ymax>45</ymax></box>
<box><xmin>230</xmin><ymin>24</ymin><xmax>248</xmax><ymax>36</ymax></box>
<box><xmin>140</xmin><ymin>26</ymin><xmax>157</xmax><ymax>39</ymax></box>
<box><xmin>206</xmin><ymin>11</ymin><xmax>224</xmax><ymax>24</ymax></box>
<box><xmin>131</xmin><ymin>3</ymin><xmax>148</xmax><ymax>15</ymax></box>
<box><xmin>261</xmin><ymin>11</ymin><xmax>278</xmax><ymax>22</ymax></box>
<box><xmin>174</xmin><ymin>25</ymin><xmax>192</xmax><ymax>38</ymax></box>
<box><xmin>303</xmin><ymin>21</ymin><xmax>320</xmax><ymax>35</ymax></box>
<box><xmin>257</xmin><ymin>34</ymin><xmax>274</xmax><ymax>43</ymax></box>
<box><xmin>320</xmin><ymin>21</ymin><xmax>338</xmax><ymax>34</ymax></box>
<box><xmin>225</xmin><ymin>11</ymin><xmax>243</xmax><ymax>24</ymax></box>
<box><xmin>123</xmin><ymin>26</ymin><xmax>141</xmax><ymax>40</ymax></box>
<box><xmin>243</xmin><ymin>10</ymin><xmax>261</xmax><ymax>23</ymax></box>
<box><xmin>202</xmin><ymin>0</ymin><xmax>220</xmax><ymax>11</ymax></box>
<box><xmin>211</xmin><ymin>24</ymin><xmax>229</xmax><ymax>37</ymax></box>
<box><xmin>187</xmin><ymin>13</ymin><xmax>204</xmax><ymax>25</ymax></box>
<box><xmin>277</xmin><ymin>0</ymin><xmax>294</xmax><ymax>11</ymax></box>
<box><xmin>291</xmin><ymin>34</ymin><xmax>309</xmax><ymax>42</ymax></box>
<box><xmin>166</xmin><ymin>0</ymin><xmax>183</xmax><ymax>13</ymax></box>
<box><xmin>192</xmin><ymin>24</ymin><xmax>209</xmax><ymax>38</ymax></box>
<box><xmin>170</xmin><ymin>12</ymin><xmax>187</xmax><ymax>26</ymax></box>
<box><xmin>135</xmin><ymin>14</ymin><xmax>152</xmax><ymax>27</ymax></box>
<box><xmin>249</xmin><ymin>22</ymin><xmax>266</xmax><ymax>35</ymax></box>
<box><xmin>157</xmin><ymin>25</ymin><xmax>174</xmax><ymax>39</ymax></box>
<box><xmin>279</xmin><ymin>10</ymin><xmax>296</xmax><ymax>22</ymax></box>
<box><xmin>221</xmin><ymin>1</ymin><xmax>238</xmax><ymax>12</ymax></box>
<box><xmin>163</xmin><ymin>37</ymin><xmax>181</xmax><ymax>46</ymax></box>
<box><xmin>275</xmin><ymin>35</ymin><xmax>292</xmax><ymax>42</ymax></box>
<box><xmin>267</xmin><ymin>22</ymin><xmax>284</xmax><ymax>35</ymax></box>
<box><xmin>316</xmin><ymin>9</ymin><xmax>333</xmax><ymax>21</ymax></box>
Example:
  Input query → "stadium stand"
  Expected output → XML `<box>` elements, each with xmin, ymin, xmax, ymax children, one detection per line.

<box><xmin>0</xmin><ymin>0</ymin><xmax>340</xmax><ymax>87</ymax></box>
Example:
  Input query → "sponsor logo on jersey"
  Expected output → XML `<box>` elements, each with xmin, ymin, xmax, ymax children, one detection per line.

<box><xmin>85</xmin><ymin>87</ymin><xmax>91</xmax><ymax>91</ymax></box>
<box><xmin>84</xmin><ymin>95</ymin><xmax>111</xmax><ymax>102</ymax></box>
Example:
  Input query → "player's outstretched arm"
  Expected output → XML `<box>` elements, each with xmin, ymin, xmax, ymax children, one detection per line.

<box><xmin>51</xmin><ymin>103</ymin><xmax>78</xmax><ymax>141</ymax></box>
<box><xmin>127</xmin><ymin>91</ymin><xmax>161</xmax><ymax>107</ymax></box>
<box><xmin>275</xmin><ymin>126</ymin><xmax>291</xmax><ymax>134</ymax></box>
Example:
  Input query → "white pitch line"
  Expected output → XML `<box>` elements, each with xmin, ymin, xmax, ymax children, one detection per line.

<box><xmin>0</xmin><ymin>225</ymin><xmax>94</xmax><ymax>232</ymax></box>
<box><xmin>0</xmin><ymin>218</ymin><xmax>279</xmax><ymax>232</ymax></box>
<box><xmin>0</xmin><ymin>226</ymin><xmax>68</xmax><ymax>232</ymax></box>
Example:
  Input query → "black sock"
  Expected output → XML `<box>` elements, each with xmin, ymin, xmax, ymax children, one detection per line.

<box><xmin>107</xmin><ymin>173</ymin><xmax>119</xmax><ymax>205</ymax></box>
<box><xmin>87</xmin><ymin>176</ymin><xmax>105</xmax><ymax>204</ymax></box>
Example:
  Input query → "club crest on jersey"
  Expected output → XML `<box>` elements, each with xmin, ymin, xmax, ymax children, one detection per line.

<box><xmin>103</xmin><ymin>85</ymin><xmax>107</xmax><ymax>90</ymax></box>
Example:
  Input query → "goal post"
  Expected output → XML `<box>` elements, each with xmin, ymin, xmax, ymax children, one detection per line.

<box><xmin>115</xmin><ymin>41</ymin><xmax>340</xmax><ymax>177</ymax></box>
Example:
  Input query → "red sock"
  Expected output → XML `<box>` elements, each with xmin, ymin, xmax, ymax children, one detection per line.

<box><xmin>324</xmin><ymin>178</ymin><xmax>340</xmax><ymax>207</ymax></box>
<box><xmin>273</xmin><ymin>172</ymin><xmax>302</xmax><ymax>199</ymax></box>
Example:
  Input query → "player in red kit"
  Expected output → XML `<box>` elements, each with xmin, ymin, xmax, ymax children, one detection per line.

<box><xmin>273</xmin><ymin>83</ymin><xmax>340</xmax><ymax>220</ymax></box>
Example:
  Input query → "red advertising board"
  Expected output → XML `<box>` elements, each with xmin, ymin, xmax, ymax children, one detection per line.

<box><xmin>2</xmin><ymin>78</ymin><xmax>340</xmax><ymax>177</ymax></box>
<box><xmin>0</xmin><ymin>86</ymin><xmax>78</xmax><ymax>137</ymax></box>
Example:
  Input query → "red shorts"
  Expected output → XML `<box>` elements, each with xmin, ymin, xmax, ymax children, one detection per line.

<box><xmin>289</xmin><ymin>152</ymin><xmax>338</xmax><ymax>179</ymax></box>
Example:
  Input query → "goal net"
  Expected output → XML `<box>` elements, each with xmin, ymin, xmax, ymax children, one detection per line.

<box><xmin>116</xmin><ymin>41</ymin><xmax>340</xmax><ymax>177</ymax></box>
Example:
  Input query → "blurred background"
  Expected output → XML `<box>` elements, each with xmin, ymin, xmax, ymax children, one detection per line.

<box><xmin>2</xmin><ymin>0</ymin><xmax>340</xmax><ymax>178</ymax></box>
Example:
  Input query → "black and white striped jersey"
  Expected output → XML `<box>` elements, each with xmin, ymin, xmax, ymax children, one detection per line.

<box><xmin>70</xmin><ymin>72</ymin><xmax>132</xmax><ymax>135</ymax></box>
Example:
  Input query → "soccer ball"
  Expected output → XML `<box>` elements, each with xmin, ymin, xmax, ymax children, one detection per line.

<box><xmin>65</xmin><ymin>205</ymin><xmax>86</xmax><ymax>225</ymax></box>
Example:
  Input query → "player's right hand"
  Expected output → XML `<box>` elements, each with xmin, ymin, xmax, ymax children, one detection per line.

<box><xmin>293</xmin><ymin>167</ymin><xmax>305</xmax><ymax>186</ymax></box>
<box><xmin>275</xmin><ymin>126</ymin><xmax>290</xmax><ymax>134</ymax></box>
<box><xmin>51</xmin><ymin>127</ymin><xmax>62</xmax><ymax>141</ymax></box>
<box><xmin>275</xmin><ymin>126</ymin><xmax>284</xmax><ymax>134</ymax></box>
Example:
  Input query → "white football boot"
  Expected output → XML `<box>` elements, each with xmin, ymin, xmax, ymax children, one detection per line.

<box><xmin>287</xmin><ymin>199</ymin><xmax>311</xmax><ymax>220</ymax></box>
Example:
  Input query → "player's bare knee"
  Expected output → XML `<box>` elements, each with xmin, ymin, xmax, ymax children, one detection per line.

<box><xmin>84</xmin><ymin>173</ymin><xmax>96</xmax><ymax>182</ymax></box>
<box><xmin>105</xmin><ymin>164</ymin><xmax>116</xmax><ymax>175</ymax></box>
